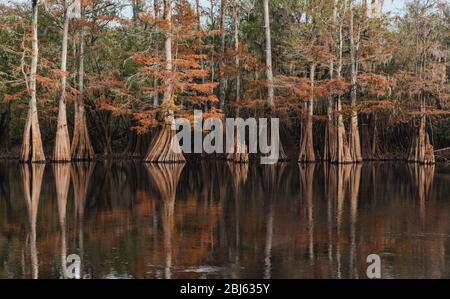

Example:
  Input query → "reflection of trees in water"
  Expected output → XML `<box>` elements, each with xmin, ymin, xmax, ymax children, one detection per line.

<box><xmin>53</xmin><ymin>164</ymin><xmax>71</xmax><ymax>278</ymax></box>
<box><xmin>408</xmin><ymin>164</ymin><xmax>435</xmax><ymax>222</ymax></box>
<box><xmin>0</xmin><ymin>164</ymin><xmax>11</xmax><ymax>213</ymax></box>
<box><xmin>299</xmin><ymin>164</ymin><xmax>316</xmax><ymax>264</ymax></box>
<box><xmin>3</xmin><ymin>161</ymin><xmax>448</xmax><ymax>278</ymax></box>
<box><xmin>323</xmin><ymin>164</ymin><xmax>361</xmax><ymax>279</ymax></box>
<box><xmin>21</xmin><ymin>164</ymin><xmax>45</xmax><ymax>279</ymax></box>
<box><xmin>146</xmin><ymin>163</ymin><xmax>185</xmax><ymax>279</ymax></box>
<box><xmin>348</xmin><ymin>165</ymin><xmax>362</xmax><ymax>279</ymax></box>
<box><xmin>87</xmin><ymin>161</ymin><xmax>113</xmax><ymax>211</ymax></box>
<box><xmin>227</xmin><ymin>162</ymin><xmax>249</xmax><ymax>278</ymax></box>
<box><xmin>71</xmin><ymin>163</ymin><xmax>94</xmax><ymax>278</ymax></box>
<box><xmin>258</xmin><ymin>163</ymin><xmax>287</xmax><ymax>279</ymax></box>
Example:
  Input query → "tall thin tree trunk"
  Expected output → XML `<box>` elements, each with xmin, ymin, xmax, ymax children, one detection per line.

<box><xmin>219</xmin><ymin>0</ymin><xmax>227</xmax><ymax>109</ymax></box>
<box><xmin>53</xmin><ymin>1</ymin><xmax>71</xmax><ymax>162</ymax></box>
<box><xmin>324</xmin><ymin>0</ymin><xmax>338</xmax><ymax>162</ymax></box>
<box><xmin>145</xmin><ymin>0</ymin><xmax>185</xmax><ymax>163</ymax></box>
<box><xmin>263</xmin><ymin>0</ymin><xmax>274</xmax><ymax>106</ymax></box>
<box><xmin>21</xmin><ymin>0</ymin><xmax>45</xmax><ymax>163</ymax></box>
<box><xmin>162</xmin><ymin>0</ymin><xmax>173</xmax><ymax>105</ymax></box>
<box><xmin>349</xmin><ymin>0</ymin><xmax>362</xmax><ymax>163</ymax></box>
<box><xmin>334</xmin><ymin>13</ymin><xmax>352</xmax><ymax>164</ymax></box>
<box><xmin>233</xmin><ymin>1</ymin><xmax>240</xmax><ymax>103</ymax></box>
<box><xmin>262</xmin><ymin>0</ymin><xmax>288</xmax><ymax>161</ymax></box>
<box><xmin>72</xmin><ymin>9</ymin><xmax>94</xmax><ymax>160</ymax></box>
<box><xmin>227</xmin><ymin>1</ymin><xmax>248</xmax><ymax>163</ymax></box>
<box><xmin>153</xmin><ymin>0</ymin><xmax>160</xmax><ymax>106</ymax></box>
<box><xmin>299</xmin><ymin>64</ymin><xmax>316</xmax><ymax>162</ymax></box>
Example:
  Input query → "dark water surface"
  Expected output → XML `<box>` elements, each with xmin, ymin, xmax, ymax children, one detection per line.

<box><xmin>0</xmin><ymin>161</ymin><xmax>449</xmax><ymax>279</ymax></box>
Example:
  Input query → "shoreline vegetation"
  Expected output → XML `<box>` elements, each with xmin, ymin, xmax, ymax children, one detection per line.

<box><xmin>0</xmin><ymin>0</ymin><xmax>449</xmax><ymax>166</ymax></box>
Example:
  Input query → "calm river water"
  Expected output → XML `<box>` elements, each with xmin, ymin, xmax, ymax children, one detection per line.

<box><xmin>0</xmin><ymin>161</ymin><xmax>449</xmax><ymax>278</ymax></box>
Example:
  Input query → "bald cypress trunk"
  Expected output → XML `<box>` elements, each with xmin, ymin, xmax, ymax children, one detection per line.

<box><xmin>408</xmin><ymin>95</ymin><xmax>435</xmax><ymax>164</ymax></box>
<box><xmin>53</xmin><ymin>1</ymin><xmax>71</xmax><ymax>162</ymax></box>
<box><xmin>21</xmin><ymin>1</ymin><xmax>45</xmax><ymax>163</ymax></box>
<box><xmin>348</xmin><ymin>0</ymin><xmax>362</xmax><ymax>163</ymax></box>
<box><xmin>334</xmin><ymin>14</ymin><xmax>352</xmax><ymax>164</ymax></box>
<box><xmin>218</xmin><ymin>0</ymin><xmax>227</xmax><ymax>109</ymax></box>
<box><xmin>324</xmin><ymin>0</ymin><xmax>338</xmax><ymax>162</ymax></box>
<box><xmin>144</xmin><ymin>0</ymin><xmax>185</xmax><ymax>163</ymax></box>
<box><xmin>263</xmin><ymin>0</ymin><xmax>274</xmax><ymax>106</ymax></box>
<box><xmin>263</xmin><ymin>0</ymin><xmax>288</xmax><ymax>161</ymax></box>
<box><xmin>227</xmin><ymin>2</ymin><xmax>248</xmax><ymax>163</ymax></box>
<box><xmin>299</xmin><ymin>64</ymin><xmax>316</xmax><ymax>162</ymax></box>
<box><xmin>72</xmin><ymin>10</ymin><xmax>94</xmax><ymax>161</ymax></box>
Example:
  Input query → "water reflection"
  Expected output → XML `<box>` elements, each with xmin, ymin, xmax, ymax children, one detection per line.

<box><xmin>146</xmin><ymin>163</ymin><xmax>185</xmax><ymax>279</ymax></box>
<box><xmin>0</xmin><ymin>161</ymin><xmax>449</xmax><ymax>278</ymax></box>
<box><xmin>22</xmin><ymin>164</ymin><xmax>45</xmax><ymax>279</ymax></box>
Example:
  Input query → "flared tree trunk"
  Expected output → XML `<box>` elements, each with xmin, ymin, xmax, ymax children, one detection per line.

<box><xmin>299</xmin><ymin>64</ymin><xmax>316</xmax><ymax>162</ymax></box>
<box><xmin>21</xmin><ymin>1</ymin><xmax>45</xmax><ymax>163</ymax></box>
<box><xmin>348</xmin><ymin>0</ymin><xmax>362</xmax><ymax>163</ymax></box>
<box><xmin>408</xmin><ymin>98</ymin><xmax>435</xmax><ymax>164</ymax></box>
<box><xmin>53</xmin><ymin>2</ymin><xmax>71</xmax><ymax>162</ymax></box>
<box><xmin>145</xmin><ymin>112</ymin><xmax>185</xmax><ymax>162</ymax></box>
<box><xmin>144</xmin><ymin>0</ymin><xmax>185</xmax><ymax>163</ymax></box>
<box><xmin>72</xmin><ymin>13</ymin><xmax>94</xmax><ymax>161</ymax></box>
<box><xmin>227</xmin><ymin>127</ymin><xmax>249</xmax><ymax>163</ymax></box>
<box><xmin>336</xmin><ymin>96</ymin><xmax>352</xmax><ymax>163</ymax></box>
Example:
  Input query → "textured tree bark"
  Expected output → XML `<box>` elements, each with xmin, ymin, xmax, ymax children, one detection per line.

<box><xmin>72</xmin><ymin>12</ymin><xmax>95</xmax><ymax>161</ymax></box>
<box><xmin>324</xmin><ymin>0</ymin><xmax>338</xmax><ymax>162</ymax></box>
<box><xmin>21</xmin><ymin>1</ymin><xmax>45</xmax><ymax>163</ymax></box>
<box><xmin>153</xmin><ymin>0</ymin><xmax>160</xmax><ymax>106</ymax></box>
<box><xmin>144</xmin><ymin>0</ymin><xmax>185</xmax><ymax>163</ymax></box>
<box><xmin>408</xmin><ymin>97</ymin><xmax>435</xmax><ymax>164</ymax></box>
<box><xmin>348</xmin><ymin>0</ymin><xmax>362</xmax><ymax>163</ymax></box>
<box><xmin>299</xmin><ymin>64</ymin><xmax>316</xmax><ymax>162</ymax></box>
<box><xmin>53</xmin><ymin>1</ymin><xmax>71</xmax><ymax>162</ymax></box>
<box><xmin>263</xmin><ymin>0</ymin><xmax>274</xmax><ymax>106</ymax></box>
